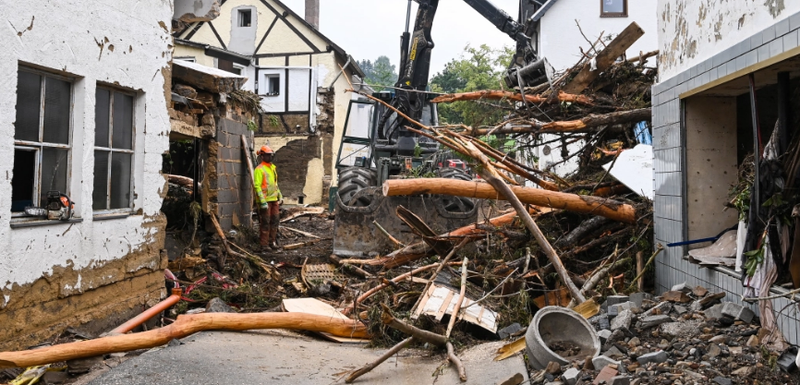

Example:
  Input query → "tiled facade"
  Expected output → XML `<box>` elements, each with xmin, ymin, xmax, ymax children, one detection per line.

<box><xmin>652</xmin><ymin>11</ymin><xmax>800</xmax><ymax>345</ymax></box>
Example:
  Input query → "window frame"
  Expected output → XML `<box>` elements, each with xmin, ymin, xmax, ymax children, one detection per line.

<box><xmin>12</xmin><ymin>67</ymin><xmax>74</xmax><ymax>218</ymax></box>
<box><xmin>265</xmin><ymin>74</ymin><xmax>280</xmax><ymax>97</ymax></box>
<box><xmin>600</xmin><ymin>0</ymin><xmax>627</xmax><ymax>17</ymax></box>
<box><xmin>93</xmin><ymin>84</ymin><xmax>136</xmax><ymax>214</ymax></box>
<box><xmin>238</xmin><ymin>9</ymin><xmax>252</xmax><ymax>27</ymax></box>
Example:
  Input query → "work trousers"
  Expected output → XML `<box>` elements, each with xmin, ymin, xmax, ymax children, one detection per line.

<box><xmin>258</xmin><ymin>201</ymin><xmax>280</xmax><ymax>247</ymax></box>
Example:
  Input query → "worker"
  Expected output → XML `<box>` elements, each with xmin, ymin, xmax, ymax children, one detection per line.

<box><xmin>254</xmin><ymin>145</ymin><xmax>283</xmax><ymax>251</ymax></box>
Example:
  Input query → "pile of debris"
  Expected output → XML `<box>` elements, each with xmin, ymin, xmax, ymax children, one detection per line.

<box><xmin>528</xmin><ymin>285</ymin><xmax>800</xmax><ymax>385</ymax></box>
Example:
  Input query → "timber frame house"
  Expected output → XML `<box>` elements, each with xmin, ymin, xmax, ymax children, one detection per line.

<box><xmin>173</xmin><ymin>0</ymin><xmax>367</xmax><ymax>205</ymax></box>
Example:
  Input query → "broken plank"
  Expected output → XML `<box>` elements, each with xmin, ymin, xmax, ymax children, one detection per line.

<box><xmin>280</xmin><ymin>207</ymin><xmax>325</xmax><ymax>222</ymax></box>
<box><xmin>282</xmin><ymin>226</ymin><xmax>321</xmax><ymax>239</ymax></box>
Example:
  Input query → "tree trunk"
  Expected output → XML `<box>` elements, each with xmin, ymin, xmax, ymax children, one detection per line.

<box><xmin>0</xmin><ymin>312</ymin><xmax>368</xmax><ymax>369</ymax></box>
<box><xmin>562</xmin><ymin>22</ymin><xmax>645</xmax><ymax>94</ymax></box>
<box><xmin>432</xmin><ymin>90</ymin><xmax>592</xmax><ymax>106</ymax></box>
<box><xmin>469</xmin><ymin>108</ymin><xmax>651</xmax><ymax>135</ymax></box>
<box><xmin>383</xmin><ymin>179</ymin><xmax>636</xmax><ymax>223</ymax></box>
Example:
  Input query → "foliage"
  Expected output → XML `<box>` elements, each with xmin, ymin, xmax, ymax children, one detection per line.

<box><xmin>430</xmin><ymin>44</ymin><xmax>513</xmax><ymax>126</ymax></box>
<box><xmin>358</xmin><ymin>56</ymin><xmax>398</xmax><ymax>91</ymax></box>
<box><xmin>267</xmin><ymin>115</ymin><xmax>280</xmax><ymax>127</ymax></box>
<box><xmin>744</xmin><ymin>233</ymin><xmax>766</xmax><ymax>278</ymax></box>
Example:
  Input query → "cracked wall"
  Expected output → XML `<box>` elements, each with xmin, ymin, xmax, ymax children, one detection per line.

<box><xmin>658</xmin><ymin>0</ymin><xmax>799</xmax><ymax>80</ymax></box>
<box><xmin>0</xmin><ymin>0</ymin><xmax>173</xmax><ymax>349</ymax></box>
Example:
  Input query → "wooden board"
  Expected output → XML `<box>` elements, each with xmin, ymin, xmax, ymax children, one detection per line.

<box><xmin>282</xmin><ymin>298</ymin><xmax>369</xmax><ymax>344</ymax></box>
<box><xmin>411</xmin><ymin>284</ymin><xmax>498</xmax><ymax>333</ymax></box>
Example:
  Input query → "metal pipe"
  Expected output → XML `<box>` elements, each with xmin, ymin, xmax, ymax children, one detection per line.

<box><xmin>109</xmin><ymin>287</ymin><xmax>182</xmax><ymax>335</ymax></box>
<box><xmin>748</xmin><ymin>74</ymin><xmax>761</xmax><ymax>209</ymax></box>
<box><xmin>405</xmin><ymin>0</ymin><xmax>412</xmax><ymax>33</ymax></box>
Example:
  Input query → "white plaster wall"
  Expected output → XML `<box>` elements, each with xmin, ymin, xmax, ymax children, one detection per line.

<box><xmin>288</xmin><ymin>68</ymin><xmax>311</xmax><ymax>111</ymax></box>
<box><xmin>174</xmin><ymin>45</ymin><xmax>214</xmax><ymax>67</ymax></box>
<box><xmin>258</xmin><ymin>68</ymin><xmax>286</xmax><ymax>111</ymax></box>
<box><xmin>540</xmin><ymin>0</ymin><xmax>659</xmax><ymax>71</ymax></box>
<box><xmin>0</xmin><ymin>0</ymin><xmax>172</xmax><ymax>300</ymax></box>
<box><xmin>657</xmin><ymin>0</ymin><xmax>800</xmax><ymax>80</ymax></box>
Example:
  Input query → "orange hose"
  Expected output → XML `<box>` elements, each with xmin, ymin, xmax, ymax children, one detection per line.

<box><xmin>110</xmin><ymin>288</ymin><xmax>183</xmax><ymax>334</ymax></box>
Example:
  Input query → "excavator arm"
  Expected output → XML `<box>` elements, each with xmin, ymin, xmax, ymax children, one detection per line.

<box><xmin>383</xmin><ymin>0</ymin><xmax>550</xmax><ymax>143</ymax></box>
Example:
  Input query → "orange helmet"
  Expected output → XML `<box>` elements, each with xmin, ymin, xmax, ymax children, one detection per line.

<box><xmin>256</xmin><ymin>145</ymin><xmax>273</xmax><ymax>155</ymax></box>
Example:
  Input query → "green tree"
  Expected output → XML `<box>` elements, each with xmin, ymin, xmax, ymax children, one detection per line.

<box><xmin>359</xmin><ymin>56</ymin><xmax>398</xmax><ymax>91</ymax></box>
<box><xmin>430</xmin><ymin>44</ymin><xmax>513</xmax><ymax>127</ymax></box>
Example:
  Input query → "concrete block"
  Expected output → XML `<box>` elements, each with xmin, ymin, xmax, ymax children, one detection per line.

<box><xmin>592</xmin><ymin>355</ymin><xmax>620</xmax><ymax>371</ymax></box>
<box><xmin>597</xmin><ymin>329</ymin><xmax>612</xmax><ymax>343</ymax></box>
<box><xmin>704</xmin><ymin>303</ymin><xmax>724</xmax><ymax>320</ymax></box>
<box><xmin>721</xmin><ymin>302</ymin><xmax>754</xmax><ymax>324</ymax></box>
<box><xmin>636</xmin><ymin>350</ymin><xmax>668</xmax><ymax>365</ymax></box>
<box><xmin>607</xmin><ymin>295</ymin><xmax>629</xmax><ymax>307</ymax></box>
<box><xmin>562</xmin><ymin>367</ymin><xmax>580</xmax><ymax>385</ymax></box>
<box><xmin>638</xmin><ymin>315</ymin><xmax>671</xmax><ymax>329</ymax></box>
<box><xmin>611</xmin><ymin>375</ymin><xmax>631</xmax><ymax>385</ymax></box>
<box><xmin>611</xmin><ymin>309</ymin><xmax>633</xmax><ymax>331</ymax></box>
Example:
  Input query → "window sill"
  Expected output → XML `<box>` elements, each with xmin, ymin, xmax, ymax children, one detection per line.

<box><xmin>600</xmin><ymin>14</ymin><xmax>628</xmax><ymax>18</ymax></box>
<box><xmin>10</xmin><ymin>217</ymin><xmax>83</xmax><ymax>229</ymax></box>
<box><xmin>93</xmin><ymin>212</ymin><xmax>132</xmax><ymax>221</ymax></box>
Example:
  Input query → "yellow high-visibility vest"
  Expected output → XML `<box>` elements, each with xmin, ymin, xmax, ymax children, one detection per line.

<box><xmin>254</xmin><ymin>162</ymin><xmax>281</xmax><ymax>204</ymax></box>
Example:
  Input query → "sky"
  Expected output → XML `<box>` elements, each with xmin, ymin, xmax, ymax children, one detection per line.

<box><xmin>279</xmin><ymin>0</ymin><xmax>522</xmax><ymax>75</ymax></box>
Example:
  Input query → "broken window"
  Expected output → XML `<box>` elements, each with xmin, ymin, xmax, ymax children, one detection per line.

<box><xmin>266</xmin><ymin>75</ymin><xmax>280</xmax><ymax>96</ymax></box>
<box><xmin>93</xmin><ymin>86</ymin><xmax>135</xmax><ymax>211</ymax></box>
<box><xmin>11</xmin><ymin>68</ymin><xmax>72</xmax><ymax>214</ymax></box>
<box><xmin>600</xmin><ymin>0</ymin><xmax>626</xmax><ymax>17</ymax></box>
<box><xmin>238</xmin><ymin>9</ymin><xmax>252</xmax><ymax>27</ymax></box>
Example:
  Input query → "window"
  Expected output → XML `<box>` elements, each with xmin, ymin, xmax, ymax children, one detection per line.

<box><xmin>93</xmin><ymin>87</ymin><xmax>135</xmax><ymax>211</ymax></box>
<box><xmin>231</xmin><ymin>64</ymin><xmax>245</xmax><ymax>76</ymax></box>
<box><xmin>12</xmin><ymin>68</ymin><xmax>72</xmax><ymax>214</ymax></box>
<box><xmin>600</xmin><ymin>0</ymin><xmax>627</xmax><ymax>17</ymax></box>
<box><xmin>238</xmin><ymin>9</ymin><xmax>252</xmax><ymax>27</ymax></box>
<box><xmin>266</xmin><ymin>75</ymin><xmax>280</xmax><ymax>96</ymax></box>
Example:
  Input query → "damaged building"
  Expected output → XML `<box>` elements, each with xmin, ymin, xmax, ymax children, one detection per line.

<box><xmin>653</xmin><ymin>1</ymin><xmax>800</xmax><ymax>345</ymax></box>
<box><xmin>172</xmin><ymin>0</ymin><xmax>368</xmax><ymax>206</ymax></box>
<box><xmin>164</xmin><ymin>59</ymin><xmax>257</xmax><ymax>261</ymax></box>
<box><xmin>0</xmin><ymin>1</ymin><xmax>173</xmax><ymax>350</ymax></box>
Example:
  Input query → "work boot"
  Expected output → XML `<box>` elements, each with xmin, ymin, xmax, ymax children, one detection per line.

<box><xmin>269</xmin><ymin>242</ymin><xmax>282</xmax><ymax>252</ymax></box>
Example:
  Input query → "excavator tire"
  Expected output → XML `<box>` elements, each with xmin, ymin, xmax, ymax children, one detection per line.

<box><xmin>436</xmin><ymin>167</ymin><xmax>476</xmax><ymax>214</ymax></box>
<box><xmin>337</xmin><ymin>167</ymin><xmax>377</xmax><ymax>207</ymax></box>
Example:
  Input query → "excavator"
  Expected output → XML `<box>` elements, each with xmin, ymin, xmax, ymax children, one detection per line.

<box><xmin>332</xmin><ymin>0</ymin><xmax>551</xmax><ymax>257</ymax></box>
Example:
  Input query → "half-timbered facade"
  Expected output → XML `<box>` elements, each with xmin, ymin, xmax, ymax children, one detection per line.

<box><xmin>173</xmin><ymin>0</ymin><xmax>366</xmax><ymax>205</ymax></box>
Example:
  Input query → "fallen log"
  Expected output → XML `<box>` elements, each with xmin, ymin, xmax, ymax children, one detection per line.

<box><xmin>432</xmin><ymin>90</ymin><xmax>592</xmax><ymax>106</ymax></box>
<box><xmin>383</xmin><ymin>178</ymin><xmax>636</xmax><ymax>224</ymax></box>
<box><xmin>0</xmin><ymin>312</ymin><xmax>368</xmax><ymax>369</ymax></box>
<box><xmin>468</xmin><ymin>108</ymin><xmax>651</xmax><ymax>135</ymax></box>
<box><xmin>562</xmin><ymin>22</ymin><xmax>645</xmax><ymax>94</ymax></box>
